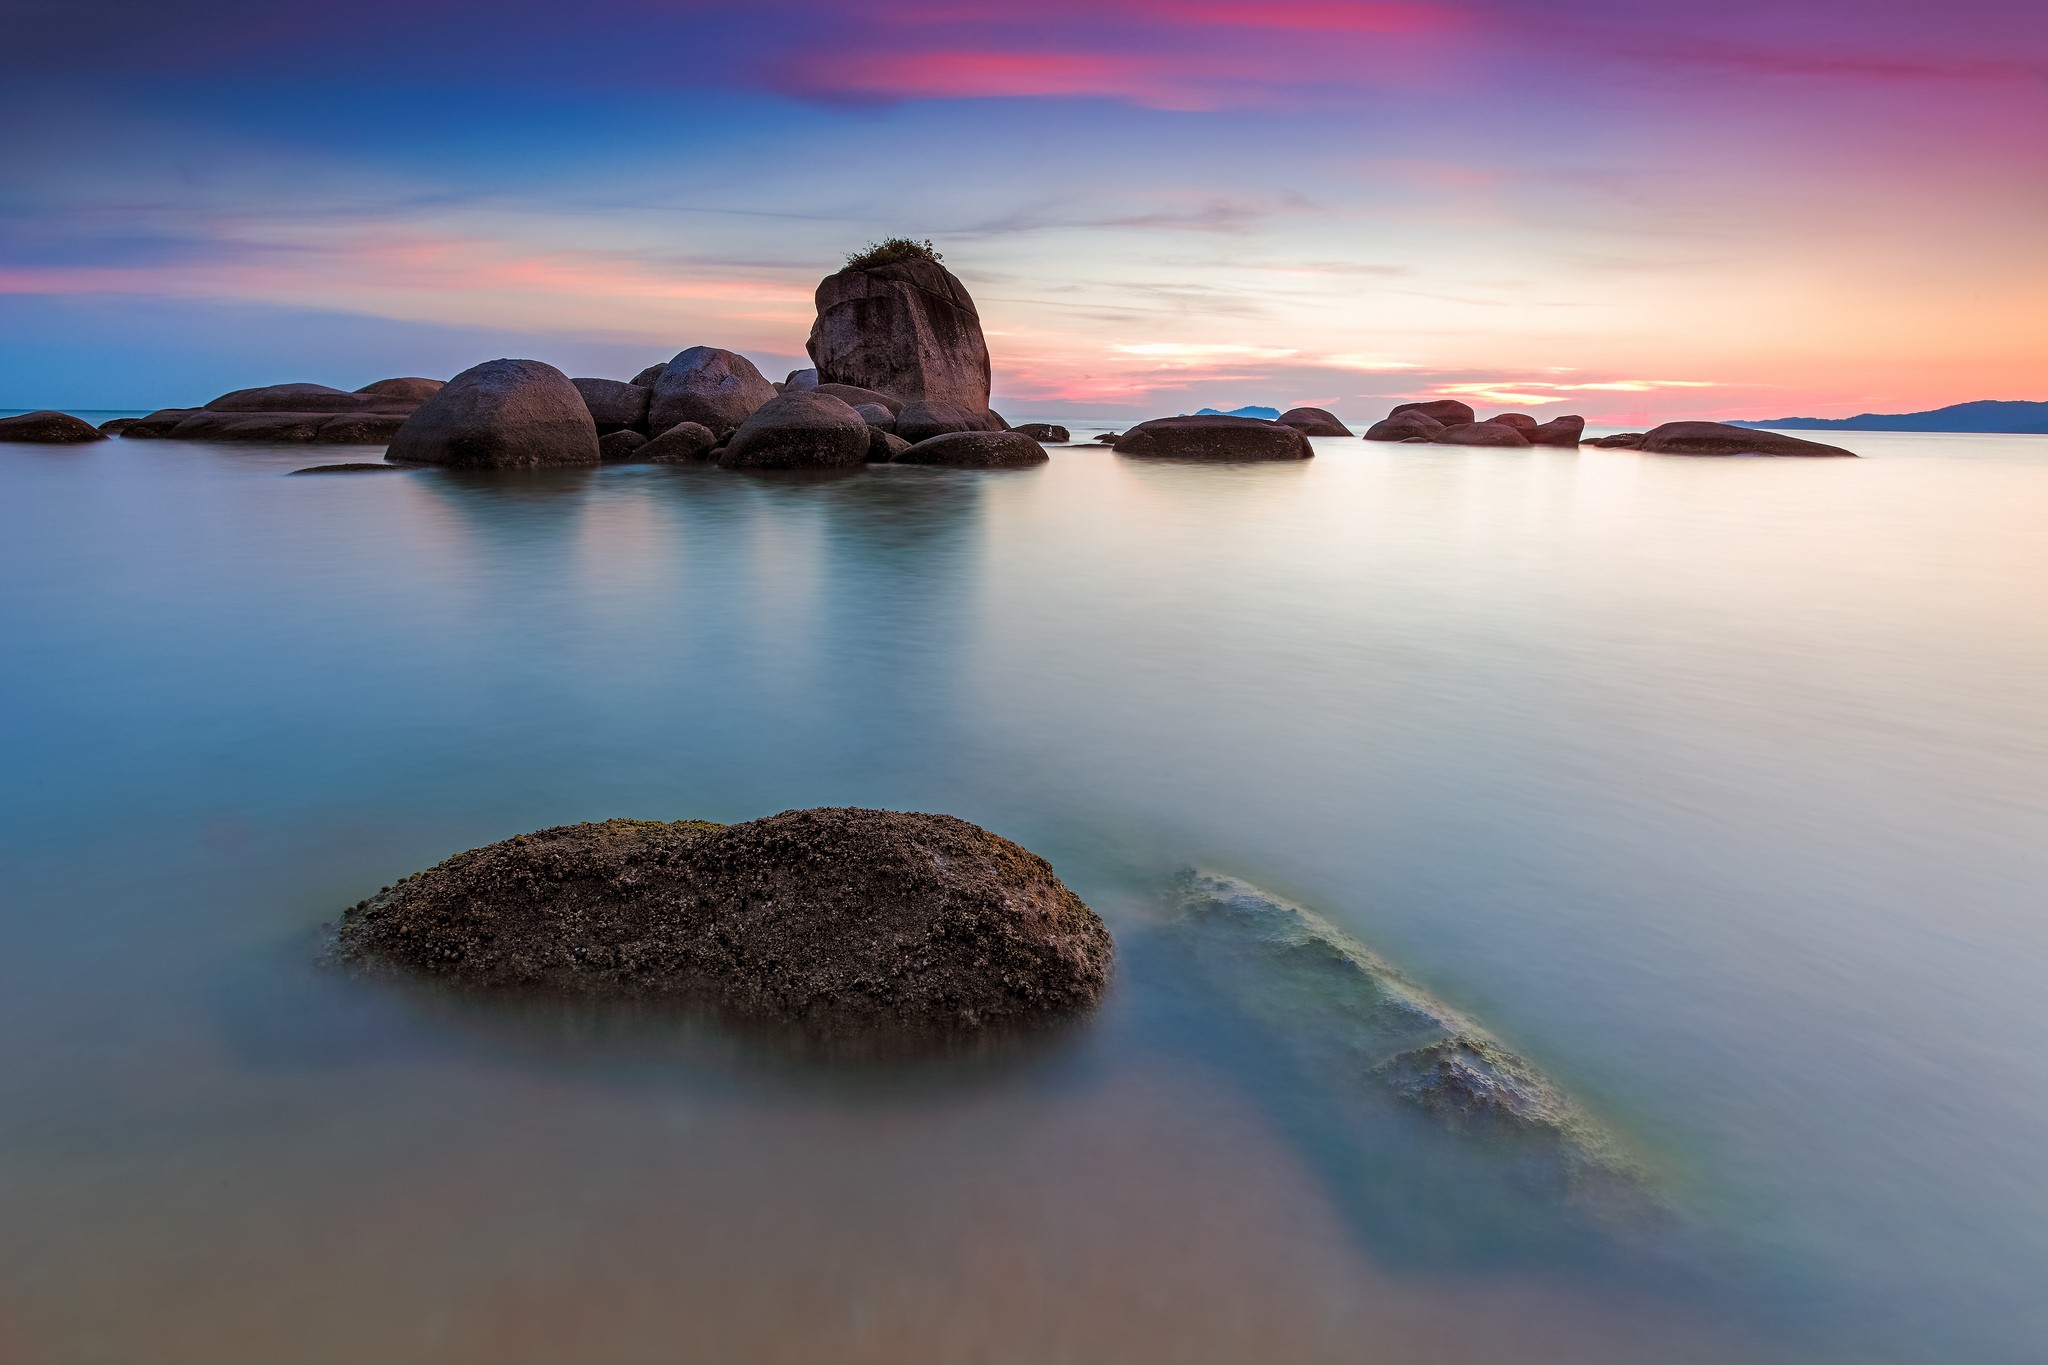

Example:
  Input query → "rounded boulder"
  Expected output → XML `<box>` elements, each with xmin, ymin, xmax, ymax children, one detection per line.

<box><xmin>718</xmin><ymin>390</ymin><xmax>871</xmax><ymax>470</ymax></box>
<box><xmin>385</xmin><ymin>359</ymin><xmax>601</xmax><ymax>468</ymax></box>
<box><xmin>647</xmin><ymin>346</ymin><xmax>778</xmax><ymax>438</ymax></box>
<box><xmin>896</xmin><ymin>430</ymin><xmax>1049</xmax><ymax>468</ymax></box>
<box><xmin>1277</xmin><ymin>407</ymin><xmax>1354</xmax><ymax>437</ymax></box>
<box><xmin>1113</xmin><ymin>415</ymin><xmax>1313</xmax><ymax>461</ymax></box>
<box><xmin>1637</xmin><ymin>422</ymin><xmax>1856</xmax><ymax>458</ymax></box>
<box><xmin>0</xmin><ymin>411</ymin><xmax>108</xmax><ymax>443</ymax></box>
<box><xmin>1389</xmin><ymin>399</ymin><xmax>1477</xmax><ymax>426</ymax></box>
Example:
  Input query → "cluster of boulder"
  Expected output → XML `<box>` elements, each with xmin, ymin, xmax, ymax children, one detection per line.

<box><xmin>1362</xmin><ymin>399</ymin><xmax>1586</xmax><ymax>447</ymax></box>
<box><xmin>112</xmin><ymin>378</ymin><xmax>445</xmax><ymax>444</ymax></box>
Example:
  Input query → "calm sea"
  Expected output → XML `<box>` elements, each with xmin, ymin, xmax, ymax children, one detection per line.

<box><xmin>1</xmin><ymin>424</ymin><xmax>2044</xmax><ymax>1363</ymax></box>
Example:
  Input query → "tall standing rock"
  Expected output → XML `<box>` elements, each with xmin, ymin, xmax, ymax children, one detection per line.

<box><xmin>647</xmin><ymin>347</ymin><xmax>778</xmax><ymax>438</ymax></box>
<box><xmin>807</xmin><ymin>256</ymin><xmax>992</xmax><ymax>413</ymax></box>
<box><xmin>385</xmin><ymin>359</ymin><xmax>600</xmax><ymax>468</ymax></box>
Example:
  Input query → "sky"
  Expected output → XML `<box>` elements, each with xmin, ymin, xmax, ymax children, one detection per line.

<box><xmin>2</xmin><ymin>0</ymin><xmax>2044</xmax><ymax>421</ymax></box>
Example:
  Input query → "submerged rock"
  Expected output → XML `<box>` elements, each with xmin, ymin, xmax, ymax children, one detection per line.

<box><xmin>335</xmin><ymin>808</ymin><xmax>1114</xmax><ymax>1040</ymax></box>
<box><xmin>1114</xmin><ymin>415</ymin><xmax>1313</xmax><ymax>461</ymax></box>
<box><xmin>1638</xmin><ymin>421</ymin><xmax>1856</xmax><ymax>458</ymax></box>
<box><xmin>0</xmin><ymin>410</ymin><xmax>107</xmax><ymax>443</ymax></box>
<box><xmin>1277</xmin><ymin>407</ymin><xmax>1354</xmax><ymax>437</ymax></box>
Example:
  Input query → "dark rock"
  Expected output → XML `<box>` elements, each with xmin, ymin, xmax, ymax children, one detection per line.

<box><xmin>317</xmin><ymin>413</ymin><xmax>410</xmax><ymax>444</ymax></box>
<box><xmin>172</xmin><ymin>410</ymin><xmax>330</xmax><ymax>442</ymax></box>
<box><xmin>1093</xmin><ymin>433</ymin><xmax>1121</xmax><ymax>444</ymax></box>
<box><xmin>599</xmin><ymin>430</ymin><xmax>650</xmax><ymax>462</ymax></box>
<box><xmin>386</xmin><ymin>359</ymin><xmax>601</xmax><ymax>468</ymax></box>
<box><xmin>571</xmin><ymin>378</ymin><xmax>652</xmax><ymax>434</ymax></box>
<box><xmin>986</xmin><ymin>410</ymin><xmax>1010</xmax><ymax>431</ymax></box>
<box><xmin>97</xmin><ymin>417</ymin><xmax>140</xmax><ymax>435</ymax></box>
<box><xmin>1488</xmin><ymin>412</ymin><xmax>1539</xmax><ymax>432</ymax></box>
<box><xmin>205</xmin><ymin>383</ymin><xmax>406</xmax><ymax>414</ymax></box>
<box><xmin>631</xmin><ymin>364</ymin><xmax>667</xmax><ymax>387</ymax></box>
<box><xmin>1364</xmin><ymin>411</ymin><xmax>1445</xmax><ymax>441</ymax></box>
<box><xmin>333</xmin><ymin>808</ymin><xmax>1115</xmax><ymax>1041</ymax></box>
<box><xmin>647</xmin><ymin>347</ymin><xmax>777</xmax><ymax>438</ymax></box>
<box><xmin>288</xmin><ymin>463</ymin><xmax>405</xmax><ymax>474</ymax></box>
<box><xmin>1277</xmin><ymin>407</ymin><xmax>1353</xmax><ymax>437</ymax></box>
<box><xmin>895</xmin><ymin>430</ymin><xmax>1049</xmax><ymax>468</ymax></box>
<box><xmin>1113</xmin><ymin>415</ymin><xmax>1313</xmax><ymax>462</ymax></box>
<box><xmin>868</xmin><ymin>429</ymin><xmax>912</xmax><ymax>463</ymax></box>
<box><xmin>1637</xmin><ymin>421</ymin><xmax>1856</xmax><ymax>458</ymax></box>
<box><xmin>0</xmin><ymin>410</ymin><xmax>107</xmax><ymax>443</ymax></box>
<box><xmin>642</xmin><ymin>421</ymin><xmax>720</xmax><ymax>464</ymax></box>
<box><xmin>120</xmin><ymin>409</ymin><xmax>202</xmax><ymax>439</ymax></box>
<box><xmin>355</xmin><ymin>377</ymin><xmax>443</xmax><ymax>402</ymax></box>
<box><xmin>718</xmin><ymin>390</ymin><xmax>871</xmax><ymax>470</ymax></box>
<box><xmin>784</xmin><ymin>368</ymin><xmax>819</xmax><ymax>391</ymax></box>
<box><xmin>853</xmin><ymin>403</ymin><xmax>897</xmax><ymax>431</ymax></box>
<box><xmin>812</xmin><ymin>382</ymin><xmax>902</xmax><ymax>415</ymax></box>
<box><xmin>896</xmin><ymin>398</ymin><xmax>992</xmax><ymax>444</ymax></box>
<box><xmin>1585</xmin><ymin>432</ymin><xmax>1646</xmax><ymax>449</ymax></box>
<box><xmin>1012</xmin><ymin>423</ymin><xmax>1070</xmax><ymax>443</ymax></box>
<box><xmin>1432</xmin><ymin>422</ymin><xmax>1532</xmax><ymax>448</ymax></box>
<box><xmin>1528</xmin><ymin>415</ymin><xmax>1586</xmax><ymax>446</ymax></box>
<box><xmin>808</xmin><ymin>256</ymin><xmax>992</xmax><ymax>412</ymax></box>
<box><xmin>1389</xmin><ymin>399</ymin><xmax>1477</xmax><ymax>426</ymax></box>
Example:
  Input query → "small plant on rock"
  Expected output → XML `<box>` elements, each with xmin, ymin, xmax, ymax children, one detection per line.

<box><xmin>846</xmin><ymin>238</ymin><xmax>944</xmax><ymax>270</ymax></box>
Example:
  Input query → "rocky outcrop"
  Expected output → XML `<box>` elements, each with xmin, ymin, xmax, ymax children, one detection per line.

<box><xmin>895</xmin><ymin>430</ymin><xmax>1049</xmax><ymax>468</ymax></box>
<box><xmin>718</xmin><ymin>390</ymin><xmax>871</xmax><ymax>470</ymax></box>
<box><xmin>0</xmin><ymin>411</ymin><xmax>108</xmax><ymax>443</ymax></box>
<box><xmin>572</xmin><ymin>378</ymin><xmax>651</xmax><ymax>434</ymax></box>
<box><xmin>812</xmin><ymin>382</ymin><xmax>901</xmax><ymax>415</ymax></box>
<box><xmin>1364</xmin><ymin>411</ymin><xmax>1445</xmax><ymax>441</ymax></box>
<box><xmin>1527</xmin><ymin>415</ymin><xmax>1586</xmax><ymax>446</ymax></box>
<box><xmin>1389</xmin><ymin>399</ymin><xmax>1476</xmax><ymax>426</ymax></box>
<box><xmin>355</xmin><ymin>377</ymin><xmax>444</xmax><ymax>402</ymax></box>
<box><xmin>896</xmin><ymin>398</ymin><xmax>994</xmax><ymax>445</ymax></box>
<box><xmin>1637</xmin><ymin>421</ymin><xmax>1856</xmax><ymax>457</ymax></box>
<box><xmin>808</xmin><ymin>256</ymin><xmax>992</xmax><ymax>415</ymax></box>
<box><xmin>386</xmin><ymin>359</ymin><xmax>601</xmax><ymax>468</ymax></box>
<box><xmin>1433</xmin><ymin>421</ymin><xmax>1531</xmax><ymax>448</ymax></box>
<box><xmin>1113</xmin><ymin>415</ymin><xmax>1314</xmax><ymax>461</ymax></box>
<box><xmin>1277</xmin><ymin>407</ymin><xmax>1353</xmax><ymax>437</ymax></box>
<box><xmin>641</xmin><ymin>421</ymin><xmax>719</xmax><ymax>464</ymax></box>
<box><xmin>333</xmin><ymin>808</ymin><xmax>1115</xmax><ymax>1041</ymax></box>
<box><xmin>1012</xmin><ymin>423</ymin><xmax>1070</xmax><ymax>443</ymax></box>
<box><xmin>598</xmin><ymin>430</ymin><xmax>649</xmax><ymax>462</ymax></box>
<box><xmin>646</xmin><ymin>347</ymin><xmax>777</xmax><ymax>438</ymax></box>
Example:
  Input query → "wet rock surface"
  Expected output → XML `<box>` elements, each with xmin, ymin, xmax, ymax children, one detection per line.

<box><xmin>334</xmin><ymin>808</ymin><xmax>1115</xmax><ymax>1041</ymax></box>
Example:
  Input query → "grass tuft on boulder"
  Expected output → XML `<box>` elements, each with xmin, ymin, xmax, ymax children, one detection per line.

<box><xmin>846</xmin><ymin>237</ymin><xmax>944</xmax><ymax>270</ymax></box>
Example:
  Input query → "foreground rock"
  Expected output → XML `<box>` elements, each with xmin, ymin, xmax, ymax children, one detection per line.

<box><xmin>808</xmin><ymin>253</ymin><xmax>992</xmax><ymax>415</ymax></box>
<box><xmin>335</xmin><ymin>808</ymin><xmax>1115</xmax><ymax>1040</ymax></box>
<box><xmin>647</xmin><ymin>347</ymin><xmax>777</xmax><ymax>438</ymax></box>
<box><xmin>386</xmin><ymin>359</ymin><xmax>601</xmax><ymax>468</ymax></box>
<box><xmin>1637</xmin><ymin>421</ymin><xmax>1857</xmax><ymax>457</ymax></box>
<box><xmin>0</xmin><ymin>411</ymin><xmax>107</xmax><ymax>443</ymax></box>
<box><xmin>895</xmin><ymin>430</ymin><xmax>1048</xmax><ymax>468</ymax></box>
<box><xmin>1389</xmin><ymin>398</ymin><xmax>1476</xmax><ymax>426</ymax></box>
<box><xmin>718</xmin><ymin>390</ymin><xmax>871</xmax><ymax>470</ymax></box>
<box><xmin>1432</xmin><ymin>421</ymin><xmax>1531</xmax><ymax>448</ymax></box>
<box><xmin>1114</xmin><ymin>415</ymin><xmax>1313</xmax><ymax>461</ymax></box>
<box><xmin>1277</xmin><ymin>407</ymin><xmax>1354</xmax><ymax>437</ymax></box>
<box><xmin>1584</xmin><ymin>432</ymin><xmax>1646</xmax><ymax>449</ymax></box>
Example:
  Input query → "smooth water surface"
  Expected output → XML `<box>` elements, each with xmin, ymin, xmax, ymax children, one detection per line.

<box><xmin>2</xmin><ymin>428</ymin><xmax>2044</xmax><ymax>1363</ymax></box>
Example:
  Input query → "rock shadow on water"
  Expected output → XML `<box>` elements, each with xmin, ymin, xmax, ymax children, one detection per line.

<box><xmin>1139</xmin><ymin>870</ymin><xmax>1683</xmax><ymax>1275</ymax></box>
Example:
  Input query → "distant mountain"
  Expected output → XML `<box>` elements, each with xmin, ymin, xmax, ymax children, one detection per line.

<box><xmin>1729</xmin><ymin>400</ymin><xmax>2048</xmax><ymax>434</ymax></box>
<box><xmin>1193</xmin><ymin>405</ymin><xmax>1281</xmax><ymax>420</ymax></box>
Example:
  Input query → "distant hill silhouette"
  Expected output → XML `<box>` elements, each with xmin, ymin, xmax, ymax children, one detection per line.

<box><xmin>1730</xmin><ymin>400</ymin><xmax>2048</xmax><ymax>434</ymax></box>
<box><xmin>1192</xmin><ymin>405</ymin><xmax>1281</xmax><ymax>420</ymax></box>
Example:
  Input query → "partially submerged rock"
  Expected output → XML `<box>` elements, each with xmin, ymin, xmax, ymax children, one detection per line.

<box><xmin>1011</xmin><ymin>423</ymin><xmax>1070</xmax><ymax>443</ymax></box>
<box><xmin>718</xmin><ymin>390</ymin><xmax>871</xmax><ymax>470</ymax></box>
<box><xmin>895</xmin><ymin>430</ymin><xmax>1048</xmax><ymax>468</ymax></box>
<box><xmin>1364</xmin><ymin>411</ymin><xmax>1444</xmax><ymax>441</ymax></box>
<box><xmin>386</xmin><ymin>359</ymin><xmax>601</xmax><ymax>468</ymax></box>
<box><xmin>1277</xmin><ymin>407</ymin><xmax>1353</xmax><ymax>437</ymax></box>
<box><xmin>1114</xmin><ymin>415</ymin><xmax>1313</xmax><ymax>461</ymax></box>
<box><xmin>1433</xmin><ymin>421</ymin><xmax>1532</xmax><ymax>448</ymax></box>
<box><xmin>1638</xmin><ymin>421</ymin><xmax>1856</xmax><ymax>457</ymax></box>
<box><xmin>641</xmin><ymin>421</ymin><xmax>719</xmax><ymax>464</ymax></box>
<box><xmin>335</xmin><ymin>808</ymin><xmax>1114</xmax><ymax>1041</ymax></box>
<box><xmin>598</xmin><ymin>430</ymin><xmax>649</xmax><ymax>462</ymax></box>
<box><xmin>356</xmin><ymin>377</ymin><xmax>444</xmax><ymax>402</ymax></box>
<box><xmin>1527</xmin><ymin>414</ymin><xmax>1586</xmax><ymax>447</ymax></box>
<box><xmin>0</xmin><ymin>410</ymin><xmax>107</xmax><ymax>443</ymax></box>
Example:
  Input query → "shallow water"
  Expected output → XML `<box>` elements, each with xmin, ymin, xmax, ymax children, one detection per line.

<box><xmin>2</xmin><ymin>426</ymin><xmax>2045</xmax><ymax>1363</ymax></box>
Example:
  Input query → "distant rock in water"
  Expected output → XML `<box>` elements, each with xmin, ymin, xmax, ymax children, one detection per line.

<box><xmin>1389</xmin><ymin>399</ymin><xmax>1476</xmax><ymax>426</ymax></box>
<box><xmin>386</xmin><ymin>359</ymin><xmax>601</xmax><ymax>468</ymax></box>
<box><xmin>1364</xmin><ymin>411</ymin><xmax>1445</xmax><ymax>442</ymax></box>
<box><xmin>1638</xmin><ymin>422</ymin><xmax>1856</xmax><ymax>458</ymax></box>
<box><xmin>1277</xmin><ymin>407</ymin><xmax>1353</xmax><ymax>437</ymax></box>
<box><xmin>0</xmin><ymin>411</ymin><xmax>107</xmax><ymax>443</ymax></box>
<box><xmin>1168</xmin><ymin>872</ymin><xmax>1639</xmax><ymax>1199</ymax></box>
<box><xmin>1194</xmin><ymin>406</ymin><xmax>1282</xmax><ymax>421</ymax></box>
<box><xmin>1115</xmin><ymin>415</ymin><xmax>1313</xmax><ymax>461</ymax></box>
<box><xmin>1584</xmin><ymin>432</ymin><xmax>1646</xmax><ymax>449</ymax></box>
<box><xmin>1432</xmin><ymin>421</ymin><xmax>1531</xmax><ymax>448</ymax></box>
<box><xmin>334</xmin><ymin>809</ymin><xmax>1115</xmax><ymax>1043</ymax></box>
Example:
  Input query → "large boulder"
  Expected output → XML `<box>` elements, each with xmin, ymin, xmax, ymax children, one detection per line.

<box><xmin>812</xmin><ymin>382</ymin><xmax>901</xmax><ymax>415</ymax></box>
<box><xmin>718</xmin><ymin>390</ymin><xmax>871</xmax><ymax>470</ymax></box>
<box><xmin>1528</xmin><ymin>415</ymin><xmax>1586</xmax><ymax>446</ymax></box>
<box><xmin>808</xmin><ymin>256</ymin><xmax>992</xmax><ymax>413</ymax></box>
<box><xmin>895</xmin><ymin>430</ymin><xmax>1049</xmax><ymax>468</ymax></box>
<box><xmin>0</xmin><ymin>410</ymin><xmax>107</xmax><ymax>443</ymax></box>
<box><xmin>642</xmin><ymin>421</ymin><xmax>720</xmax><ymax>464</ymax></box>
<box><xmin>1364</xmin><ymin>411</ymin><xmax>1444</xmax><ymax>441</ymax></box>
<box><xmin>646</xmin><ymin>347</ymin><xmax>777</xmax><ymax>438</ymax></box>
<box><xmin>1277</xmin><ymin>407</ymin><xmax>1353</xmax><ymax>437</ymax></box>
<box><xmin>1432</xmin><ymin>422</ymin><xmax>1531</xmax><ymax>448</ymax></box>
<box><xmin>1113</xmin><ymin>415</ymin><xmax>1313</xmax><ymax>461</ymax></box>
<box><xmin>333</xmin><ymin>808</ymin><xmax>1115</xmax><ymax>1040</ymax></box>
<box><xmin>571</xmin><ymin>378</ymin><xmax>651</xmax><ymax>434</ymax></box>
<box><xmin>355</xmin><ymin>377</ymin><xmax>443</xmax><ymax>402</ymax></box>
<box><xmin>896</xmin><ymin>398</ymin><xmax>995</xmax><ymax>444</ymax></box>
<box><xmin>386</xmin><ymin>359</ymin><xmax>601</xmax><ymax>468</ymax></box>
<box><xmin>1389</xmin><ymin>399</ymin><xmax>1477</xmax><ymax>426</ymax></box>
<box><xmin>1637</xmin><ymin>422</ymin><xmax>1856</xmax><ymax>458</ymax></box>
